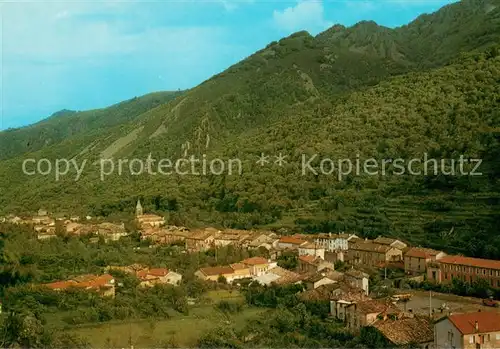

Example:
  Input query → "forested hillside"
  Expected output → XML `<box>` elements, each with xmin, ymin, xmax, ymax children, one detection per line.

<box><xmin>0</xmin><ymin>91</ymin><xmax>183</xmax><ymax>161</ymax></box>
<box><xmin>0</xmin><ymin>0</ymin><xmax>499</xmax><ymax>258</ymax></box>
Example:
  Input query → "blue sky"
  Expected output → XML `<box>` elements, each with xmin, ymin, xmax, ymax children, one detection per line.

<box><xmin>0</xmin><ymin>0</ymin><xmax>455</xmax><ymax>130</ymax></box>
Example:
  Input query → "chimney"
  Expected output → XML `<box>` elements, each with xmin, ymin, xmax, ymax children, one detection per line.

<box><xmin>475</xmin><ymin>321</ymin><xmax>479</xmax><ymax>331</ymax></box>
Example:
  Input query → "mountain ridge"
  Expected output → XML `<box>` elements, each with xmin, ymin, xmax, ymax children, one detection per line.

<box><xmin>0</xmin><ymin>0</ymin><xmax>499</xmax><ymax>259</ymax></box>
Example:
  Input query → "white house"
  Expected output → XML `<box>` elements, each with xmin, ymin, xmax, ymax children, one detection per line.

<box><xmin>314</xmin><ymin>233</ymin><xmax>358</xmax><ymax>252</ymax></box>
<box><xmin>434</xmin><ymin>311</ymin><xmax>500</xmax><ymax>349</ymax></box>
<box><xmin>298</xmin><ymin>242</ymin><xmax>325</xmax><ymax>259</ymax></box>
<box><xmin>344</xmin><ymin>269</ymin><xmax>370</xmax><ymax>296</ymax></box>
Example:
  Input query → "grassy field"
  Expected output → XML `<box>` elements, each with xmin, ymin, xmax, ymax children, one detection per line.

<box><xmin>65</xmin><ymin>290</ymin><xmax>264</xmax><ymax>348</ymax></box>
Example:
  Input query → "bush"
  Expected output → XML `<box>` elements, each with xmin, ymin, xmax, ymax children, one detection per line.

<box><xmin>216</xmin><ymin>300</ymin><xmax>243</xmax><ymax>314</ymax></box>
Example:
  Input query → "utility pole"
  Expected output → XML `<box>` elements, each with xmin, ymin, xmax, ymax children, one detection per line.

<box><xmin>429</xmin><ymin>290</ymin><xmax>432</xmax><ymax>319</ymax></box>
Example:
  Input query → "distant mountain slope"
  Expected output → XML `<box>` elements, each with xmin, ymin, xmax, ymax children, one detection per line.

<box><xmin>0</xmin><ymin>91</ymin><xmax>183</xmax><ymax>161</ymax></box>
<box><xmin>0</xmin><ymin>0</ymin><xmax>499</xmax><ymax>258</ymax></box>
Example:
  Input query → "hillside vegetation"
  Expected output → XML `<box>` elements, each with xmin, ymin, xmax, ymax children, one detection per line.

<box><xmin>0</xmin><ymin>0</ymin><xmax>499</xmax><ymax>258</ymax></box>
<box><xmin>0</xmin><ymin>91</ymin><xmax>183</xmax><ymax>161</ymax></box>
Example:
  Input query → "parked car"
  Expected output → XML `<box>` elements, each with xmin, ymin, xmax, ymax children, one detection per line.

<box><xmin>482</xmin><ymin>297</ymin><xmax>499</xmax><ymax>307</ymax></box>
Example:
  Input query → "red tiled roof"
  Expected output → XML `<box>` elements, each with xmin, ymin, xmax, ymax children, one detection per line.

<box><xmin>241</xmin><ymin>256</ymin><xmax>268</xmax><ymax>265</ymax></box>
<box><xmin>448</xmin><ymin>312</ymin><xmax>500</xmax><ymax>334</ymax></box>
<box><xmin>351</xmin><ymin>242</ymin><xmax>391</xmax><ymax>253</ymax></box>
<box><xmin>353</xmin><ymin>299</ymin><xmax>397</xmax><ymax>314</ymax></box>
<box><xmin>405</xmin><ymin>247</ymin><xmax>443</xmax><ymax>259</ymax></box>
<box><xmin>439</xmin><ymin>255</ymin><xmax>500</xmax><ymax>270</ymax></box>
<box><xmin>299</xmin><ymin>255</ymin><xmax>316</xmax><ymax>264</ymax></box>
<box><xmin>230</xmin><ymin>263</ymin><xmax>249</xmax><ymax>270</ymax></box>
<box><xmin>279</xmin><ymin>236</ymin><xmax>306</xmax><ymax>245</ymax></box>
<box><xmin>300</xmin><ymin>242</ymin><xmax>319</xmax><ymax>249</ymax></box>
<box><xmin>374</xmin><ymin>237</ymin><xmax>398</xmax><ymax>245</ymax></box>
<box><xmin>44</xmin><ymin>280</ymin><xmax>78</xmax><ymax>290</ymax></box>
<box><xmin>45</xmin><ymin>274</ymin><xmax>114</xmax><ymax>290</ymax></box>
<box><xmin>373</xmin><ymin>316</ymin><xmax>434</xmax><ymax>345</ymax></box>
<box><xmin>187</xmin><ymin>230</ymin><xmax>215</xmax><ymax>240</ymax></box>
<box><xmin>136</xmin><ymin>270</ymin><xmax>150</xmax><ymax>279</ymax></box>
<box><xmin>147</xmin><ymin>268</ymin><xmax>169</xmax><ymax>277</ymax></box>
<box><xmin>199</xmin><ymin>266</ymin><xmax>234</xmax><ymax>276</ymax></box>
<box><xmin>78</xmin><ymin>274</ymin><xmax>114</xmax><ymax>289</ymax></box>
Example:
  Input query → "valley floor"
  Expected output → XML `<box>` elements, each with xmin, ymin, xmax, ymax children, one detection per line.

<box><xmin>65</xmin><ymin>290</ymin><xmax>265</xmax><ymax>348</ymax></box>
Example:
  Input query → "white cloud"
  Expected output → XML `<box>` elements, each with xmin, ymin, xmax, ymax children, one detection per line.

<box><xmin>273</xmin><ymin>0</ymin><xmax>332</xmax><ymax>34</ymax></box>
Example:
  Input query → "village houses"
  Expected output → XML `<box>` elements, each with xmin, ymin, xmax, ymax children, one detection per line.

<box><xmin>277</xmin><ymin>236</ymin><xmax>307</xmax><ymax>250</ymax></box>
<box><xmin>434</xmin><ymin>311</ymin><xmax>500</xmax><ymax>349</ymax></box>
<box><xmin>241</xmin><ymin>257</ymin><xmax>271</xmax><ymax>276</ymax></box>
<box><xmin>185</xmin><ymin>229</ymin><xmax>217</xmax><ymax>252</ymax></box>
<box><xmin>330</xmin><ymin>284</ymin><xmax>370</xmax><ymax>322</ymax></box>
<box><xmin>194</xmin><ymin>256</ymin><xmax>274</xmax><ymax>283</ymax></box>
<box><xmin>314</xmin><ymin>233</ymin><xmax>358</xmax><ymax>252</ymax></box>
<box><xmin>298</xmin><ymin>242</ymin><xmax>325</xmax><ymax>259</ymax></box>
<box><xmin>213</xmin><ymin>229</ymin><xmax>251</xmax><ymax>248</ymax></box>
<box><xmin>345</xmin><ymin>299</ymin><xmax>399</xmax><ymax>332</ymax></box>
<box><xmin>372</xmin><ymin>315</ymin><xmax>434</xmax><ymax>348</ymax></box>
<box><xmin>404</xmin><ymin>247</ymin><xmax>446</xmax><ymax>274</ymax></box>
<box><xmin>303</xmin><ymin>270</ymin><xmax>343</xmax><ymax>290</ymax></box>
<box><xmin>427</xmin><ymin>255</ymin><xmax>500</xmax><ymax>289</ymax></box>
<box><xmin>160</xmin><ymin>227</ymin><xmax>191</xmax><ymax>244</ymax></box>
<box><xmin>44</xmin><ymin>274</ymin><xmax>116</xmax><ymax>298</ymax></box>
<box><xmin>106</xmin><ymin>265</ymin><xmax>182</xmax><ymax>287</ymax></box>
<box><xmin>344</xmin><ymin>269</ymin><xmax>370</xmax><ymax>296</ymax></box>
<box><xmin>96</xmin><ymin>222</ymin><xmax>128</xmax><ymax>242</ymax></box>
<box><xmin>347</xmin><ymin>241</ymin><xmax>403</xmax><ymax>267</ymax></box>
<box><xmin>136</xmin><ymin>268</ymin><xmax>183</xmax><ymax>288</ymax></box>
<box><xmin>135</xmin><ymin>200</ymin><xmax>165</xmax><ymax>228</ymax></box>
<box><xmin>297</xmin><ymin>255</ymin><xmax>335</xmax><ymax>274</ymax></box>
<box><xmin>195</xmin><ymin>266</ymin><xmax>240</xmax><ymax>282</ymax></box>
<box><xmin>373</xmin><ymin>236</ymin><xmax>408</xmax><ymax>251</ymax></box>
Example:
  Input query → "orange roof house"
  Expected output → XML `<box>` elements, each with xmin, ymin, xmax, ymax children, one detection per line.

<box><xmin>435</xmin><ymin>311</ymin><xmax>500</xmax><ymax>349</ymax></box>
<box><xmin>405</xmin><ymin>247</ymin><xmax>444</xmax><ymax>259</ymax></box>
<box><xmin>241</xmin><ymin>257</ymin><xmax>268</xmax><ymax>265</ymax></box>
<box><xmin>136</xmin><ymin>268</ymin><xmax>182</xmax><ymax>287</ymax></box>
<box><xmin>372</xmin><ymin>316</ymin><xmax>434</xmax><ymax>346</ymax></box>
<box><xmin>299</xmin><ymin>255</ymin><xmax>316</xmax><ymax>264</ymax></box>
<box><xmin>429</xmin><ymin>255</ymin><xmax>500</xmax><ymax>287</ymax></box>
<box><xmin>197</xmin><ymin>266</ymin><xmax>234</xmax><ymax>277</ymax></box>
<box><xmin>447</xmin><ymin>312</ymin><xmax>500</xmax><ymax>334</ymax></box>
<box><xmin>44</xmin><ymin>274</ymin><xmax>115</xmax><ymax>297</ymax></box>
<box><xmin>44</xmin><ymin>280</ymin><xmax>78</xmax><ymax>290</ymax></box>
<box><xmin>439</xmin><ymin>255</ymin><xmax>500</xmax><ymax>270</ymax></box>
<box><xmin>278</xmin><ymin>236</ymin><xmax>307</xmax><ymax>247</ymax></box>
<box><xmin>404</xmin><ymin>247</ymin><xmax>446</xmax><ymax>274</ymax></box>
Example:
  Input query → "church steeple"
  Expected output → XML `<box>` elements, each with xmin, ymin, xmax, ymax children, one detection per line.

<box><xmin>136</xmin><ymin>199</ymin><xmax>143</xmax><ymax>217</ymax></box>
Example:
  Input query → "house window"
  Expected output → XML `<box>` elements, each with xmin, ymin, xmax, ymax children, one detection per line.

<box><xmin>496</xmin><ymin>334</ymin><xmax>500</xmax><ymax>340</ymax></box>
<box><xmin>469</xmin><ymin>336</ymin><xmax>474</xmax><ymax>344</ymax></box>
<box><xmin>448</xmin><ymin>331</ymin><xmax>454</xmax><ymax>343</ymax></box>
